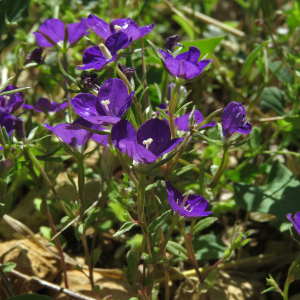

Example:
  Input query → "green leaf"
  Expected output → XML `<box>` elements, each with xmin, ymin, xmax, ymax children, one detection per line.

<box><xmin>0</xmin><ymin>262</ymin><xmax>16</xmax><ymax>273</ymax></box>
<box><xmin>93</xmin><ymin>248</ymin><xmax>101</xmax><ymax>266</ymax></box>
<box><xmin>152</xmin><ymin>283</ymin><xmax>160</xmax><ymax>300</ymax></box>
<box><xmin>147</xmin><ymin>151</ymin><xmax>177</xmax><ymax>172</ymax></box>
<box><xmin>147</xmin><ymin>210</ymin><xmax>171</xmax><ymax>233</ymax></box>
<box><xmin>205</xmin><ymin>268</ymin><xmax>217</xmax><ymax>287</ymax></box>
<box><xmin>0</xmin><ymin>76</ymin><xmax>14</xmax><ymax>91</ymax></box>
<box><xmin>75</xmin><ymin>223</ymin><xmax>84</xmax><ymax>241</ymax></box>
<box><xmin>141</xmin><ymin>252</ymin><xmax>153</xmax><ymax>264</ymax></box>
<box><xmin>192</xmin><ymin>233</ymin><xmax>227</xmax><ymax>260</ymax></box>
<box><xmin>234</xmin><ymin>160</ymin><xmax>300</xmax><ymax>219</ymax></box>
<box><xmin>166</xmin><ymin>241</ymin><xmax>188</xmax><ymax>260</ymax></box>
<box><xmin>242</xmin><ymin>42</ymin><xmax>268</xmax><ymax>75</ymax></box>
<box><xmin>145</xmin><ymin>180</ymin><xmax>164</xmax><ymax>191</ymax></box>
<box><xmin>113</xmin><ymin>222</ymin><xmax>139</xmax><ymax>237</ymax></box>
<box><xmin>172</xmin><ymin>14</ymin><xmax>195</xmax><ymax>40</ymax></box>
<box><xmin>0</xmin><ymin>86</ymin><xmax>31</xmax><ymax>96</ymax></box>
<box><xmin>172</xmin><ymin>164</ymin><xmax>195</xmax><ymax>176</ymax></box>
<box><xmin>249</xmin><ymin>126</ymin><xmax>262</xmax><ymax>150</ymax></box>
<box><xmin>269</xmin><ymin>61</ymin><xmax>294</xmax><ymax>84</ymax></box>
<box><xmin>147</xmin><ymin>39</ymin><xmax>164</xmax><ymax>60</ymax></box>
<box><xmin>260</xmin><ymin>87</ymin><xmax>286</xmax><ymax>116</ymax></box>
<box><xmin>181</xmin><ymin>36</ymin><xmax>224</xmax><ymax>60</ymax></box>
<box><xmin>156</xmin><ymin>107</ymin><xmax>169</xmax><ymax>121</ymax></box>
<box><xmin>67</xmin><ymin>173</ymin><xmax>78</xmax><ymax>194</ymax></box>
<box><xmin>7</xmin><ymin>161</ymin><xmax>30</xmax><ymax>176</ymax></box>
<box><xmin>193</xmin><ymin>217</ymin><xmax>218</xmax><ymax>235</ymax></box>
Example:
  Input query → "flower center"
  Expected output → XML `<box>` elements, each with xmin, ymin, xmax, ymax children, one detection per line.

<box><xmin>143</xmin><ymin>138</ymin><xmax>153</xmax><ymax>150</ymax></box>
<box><xmin>114</xmin><ymin>25</ymin><xmax>122</xmax><ymax>32</ymax></box>
<box><xmin>101</xmin><ymin>100</ymin><xmax>110</xmax><ymax>112</ymax></box>
<box><xmin>181</xmin><ymin>191</ymin><xmax>193</xmax><ymax>211</ymax></box>
<box><xmin>2</xmin><ymin>95</ymin><xmax>10</xmax><ymax>106</ymax></box>
<box><xmin>99</xmin><ymin>43</ymin><xmax>112</xmax><ymax>60</ymax></box>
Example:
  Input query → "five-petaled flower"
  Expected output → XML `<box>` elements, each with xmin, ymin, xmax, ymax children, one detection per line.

<box><xmin>78</xmin><ymin>32</ymin><xmax>132</xmax><ymax>71</ymax></box>
<box><xmin>71</xmin><ymin>78</ymin><xmax>134</xmax><ymax>125</ymax></box>
<box><xmin>23</xmin><ymin>98</ymin><xmax>68</xmax><ymax>113</ymax></box>
<box><xmin>111</xmin><ymin>118</ymin><xmax>183</xmax><ymax>164</ymax></box>
<box><xmin>0</xmin><ymin>85</ymin><xmax>24</xmax><ymax>138</ymax></box>
<box><xmin>222</xmin><ymin>102</ymin><xmax>252</xmax><ymax>142</ymax></box>
<box><xmin>159</xmin><ymin>46</ymin><xmax>213</xmax><ymax>82</ymax></box>
<box><xmin>166</xmin><ymin>181</ymin><xmax>212</xmax><ymax>219</ymax></box>
<box><xmin>87</xmin><ymin>14</ymin><xmax>154</xmax><ymax>41</ymax></box>
<box><xmin>33</xmin><ymin>18</ymin><xmax>90</xmax><ymax>49</ymax></box>
<box><xmin>45</xmin><ymin>118</ymin><xmax>108</xmax><ymax>153</ymax></box>
<box><xmin>287</xmin><ymin>212</ymin><xmax>300</xmax><ymax>236</ymax></box>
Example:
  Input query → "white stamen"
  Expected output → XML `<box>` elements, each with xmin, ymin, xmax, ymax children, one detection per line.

<box><xmin>189</xmin><ymin>207</ymin><xmax>194</xmax><ymax>212</ymax></box>
<box><xmin>152</xmin><ymin>112</ymin><xmax>157</xmax><ymax>119</ymax></box>
<box><xmin>99</xmin><ymin>43</ymin><xmax>112</xmax><ymax>60</ymax></box>
<box><xmin>123</xmin><ymin>24</ymin><xmax>129</xmax><ymax>30</ymax></box>
<box><xmin>143</xmin><ymin>138</ymin><xmax>153</xmax><ymax>150</ymax></box>
<box><xmin>180</xmin><ymin>193</ymin><xmax>190</xmax><ymax>208</ymax></box>
<box><xmin>101</xmin><ymin>100</ymin><xmax>110</xmax><ymax>112</ymax></box>
<box><xmin>114</xmin><ymin>25</ymin><xmax>122</xmax><ymax>32</ymax></box>
<box><xmin>3</xmin><ymin>96</ymin><xmax>10</xmax><ymax>101</ymax></box>
<box><xmin>184</xmin><ymin>204</ymin><xmax>190</xmax><ymax>211</ymax></box>
<box><xmin>176</xmin><ymin>199</ymin><xmax>179</xmax><ymax>204</ymax></box>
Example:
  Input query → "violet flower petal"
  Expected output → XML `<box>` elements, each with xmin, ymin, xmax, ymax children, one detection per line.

<box><xmin>287</xmin><ymin>212</ymin><xmax>300</xmax><ymax>235</ymax></box>
<box><xmin>175</xmin><ymin>110</ymin><xmax>204</xmax><ymax>131</ymax></box>
<box><xmin>45</xmin><ymin>118</ymin><xmax>97</xmax><ymax>152</ymax></box>
<box><xmin>164</xmin><ymin>58</ymin><xmax>201</xmax><ymax>79</ymax></box>
<box><xmin>110</xmin><ymin>19</ymin><xmax>140</xmax><ymax>40</ymax></box>
<box><xmin>87</xmin><ymin>14</ymin><xmax>111</xmax><ymax>40</ymax></box>
<box><xmin>67</xmin><ymin>18</ymin><xmax>89</xmax><ymax>45</ymax></box>
<box><xmin>0</xmin><ymin>113</ymin><xmax>15</xmax><ymax>137</ymax></box>
<box><xmin>105</xmin><ymin>32</ymin><xmax>132</xmax><ymax>55</ymax></box>
<box><xmin>0</xmin><ymin>85</ymin><xmax>24</xmax><ymax>114</ymax></box>
<box><xmin>34</xmin><ymin>19</ymin><xmax>65</xmax><ymax>47</ymax></box>
<box><xmin>96</xmin><ymin>78</ymin><xmax>133</xmax><ymax>118</ymax></box>
<box><xmin>166</xmin><ymin>181</ymin><xmax>212</xmax><ymax>219</ymax></box>
<box><xmin>159</xmin><ymin>138</ymin><xmax>183</xmax><ymax>156</ymax></box>
<box><xmin>199</xmin><ymin>121</ymin><xmax>216</xmax><ymax>130</ymax></box>
<box><xmin>158</xmin><ymin>49</ymin><xmax>173</xmax><ymax>59</ymax></box>
<box><xmin>23</xmin><ymin>98</ymin><xmax>68</xmax><ymax>112</ymax></box>
<box><xmin>176</xmin><ymin>47</ymin><xmax>200</xmax><ymax>64</ymax></box>
<box><xmin>138</xmin><ymin>23</ymin><xmax>155</xmax><ymax>38</ymax></box>
<box><xmin>236</xmin><ymin>121</ymin><xmax>252</xmax><ymax>135</ymax></box>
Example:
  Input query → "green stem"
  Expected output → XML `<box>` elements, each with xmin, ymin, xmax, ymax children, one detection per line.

<box><xmin>62</xmin><ymin>51</ymin><xmax>73</xmax><ymax>123</ymax></box>
<box><xmin>115</xmin><ymin>65</ymin><xmax>145</xmax><ymax>123</ymax></box>
<box><xmin>25</xmin><ymin>146</ymin><xmax>70</xmax><ymax>217</ymax></box>
<box><xmin>283</xmin><ymin>253</ymin><xmax>300</xmax><ymax>300</ymax></box>
<box><xmin>208</xmin><ymin>144</ymin><xmax>229</xmax><ymax>188</ymax></box>
<box><xmin>12</xmin><ymin>69</ymin><xmax>23</xmax><ymax>86</ymax></box>
<box><xmin>77</xmin><ymin>156</ymin><xmax>85</xmax><ymax>221</ymax></box>
<box><xmin>161</xmin><ymin>71</ymin><xmax>169</xmax><ymax>102</ymax></box>
<box><xmin>168</xmin><ymin>82</ymin><xmax>182</xmax><ymax>139</ymax></box>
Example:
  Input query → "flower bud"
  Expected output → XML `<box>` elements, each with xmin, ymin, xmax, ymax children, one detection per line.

<box><xmin>81</xmin><ymin>72</ymin><xmax>100</xmax><ymax>91</ymax></box>
<box><xmin>118</xmin><ymin>64</ymin><xmax>136</xmax><ymax>81</ymax></box>
<box><xmin>166</xmin><ymin>34</ymin><xmax>180</xmax><ymax>53</ymax></box>
<box><xmin>13</xmin><ymin>118</ymin><xmax>26</xmax><ymax>140</ymax></box>
<box><xmin>24</xmin><ymin>47</ymin><xmax>45</xmax><ymax>65</ymax></box>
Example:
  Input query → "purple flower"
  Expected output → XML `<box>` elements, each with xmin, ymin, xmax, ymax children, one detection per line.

<box><xmin>81</xmin><ymin>73</ymin><xmax>100</xmax><ymax>91</ymax></box>
<box><xmin>33</xmin><ymin>18</ymin><xmax>90</xmax><ymax>48</ymax></box>
<box><xmin>287</xmin><ymin>212</ymin><xmax>300</xmax><ymax>236</ymax></box>
<box><xmin>222</xmin><ymin>102</ymin><xmax>252</xmax><ymax>141</ymax></box>
<box><xmin>78</xmin><ymin>32</ymin><xmax>132</xmax><ymax>71</ymax></box>
<box><xmin>166</xmin><ymin>181</ymin><xmax>212</xmax><ymax>219</ymax></box>
<box><xmin>45</xmin><ymin>118</ymin><xmax>107</xmax><ymax>153</ymax></box>
<box><xmin>24</xmin><ymin>47</ymin><xmax>45</xmax><ymax>65</ymax></box>
<box><xmin>159</xmin><ymin>46</ymin><xmax>213</xmax><ymax>82</ymax></box>
<box><xmin>175</xmin><ymin>110</ymin><xmax>216</xmax><ymax>132</ymax></box>
<box><xmin>87</xmin><ymin>14</ymin><xmax>154</xmax><ymax>41</ymax></box>
<box><xmin>71</xmin><ymin>78</ymin><xmax>134</xmax><ymax>125</ymax></box>
<box><xmin>23</xmin><ymin>98</ymin><xmax>68</xmax><ymax>113</ymax></box>
<box><xmin>0</xmin><ymin>113</ymin><xmax>15</xmax><ymax>137</ymax></box>
<box><xmin>118</xmin><ymin>63</ymin><xmax>136</xmax><ymax>81</ymax></box>
<box><xmin>111</xmin><ymin>119</ymin><xmax>183</xmax><ymax>164</ymax></box>
<box><xmin>166</xmin><ymin>34</ymin><xmax>181</xmax><ymax>53</ymax></box>
<box><xmin>0</xmin><ymin>85</ymin><xmax>24</xmax><ymax>114</ymax></box>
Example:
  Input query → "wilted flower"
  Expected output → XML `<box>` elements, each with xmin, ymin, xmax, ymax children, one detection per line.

<box><xmin>287</xmin><ymin>212</ymin><xmax>300</xmax><ymax>236</ymax></box>
<box><xmin>78</xmin><ymin>32</ymin><xmax>132</xmax><ymax>71</ymax></box>
<box><xmin>33</xmin><ymin>18</ymin><xmax>90</xmax><ymax>48</ymax></box>
<box><xmin>45</xmin><ymin>118</ymin><xmax>107</xmax><ymax>153</ymax></box>
<box><xmin>87</xmin><ymin>14</ymin><xmax>154</xmax><ymax>41</ymax></box>
<box><xmin>23</xmin><ymin>98</ymin><xmax>68</xmax><ymax>113</ymax></box>
<box><xmin>71</xmin><ymin>78</ymin><xmax>134</xmax><ymax>125</ymax></box>
<box><xmin>81</xmin><ymin>73</ymin><xmax>100</xmax><ymax>91</ymax></box>
<box><xmin>166</xmin><ymin>181</ymin><xmax>212</xmax><ymax>219</ymax></box>
<box><xmin>13</xmin><ymin>118</ymin><xmax>25</xmax><ymax>140</ymax></box>
<box><xmin>111</xmin><ymin>119</ymin><xmax>183</xmax><ymax>164</ymax></box>
<box><xmin>118</xmin><ymin>64</ymin><xmax>136</xmax><ymax>81</ymax></box>
<box><xmin>175</xmin><ymin>110</ymin><xmax>216</xmax><ymax>132</ymax></box>
<box><xmin>166</xmin><ymin>34</ymin><xmax>181</xmax><ymax>53</ymax></box>
<box><xmin>159</xmin><ymin>46</ymin><xmax>213</xmax><ymax>82</ymax></box>
<box><xmin>24</xmin><ymin>47</ymin><xmax>45</xmax><ymax>65</ymax></box>
<box><xmin>222</xmin><ymin>102</ymin><xmax>252</xmax><ymax>142</ymax></box>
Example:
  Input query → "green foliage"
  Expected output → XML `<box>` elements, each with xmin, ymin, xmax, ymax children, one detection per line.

<box><xmin>234</xmin><ymin>160</ymin><xmax>300</xmax><ymax>219</ymax></box>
